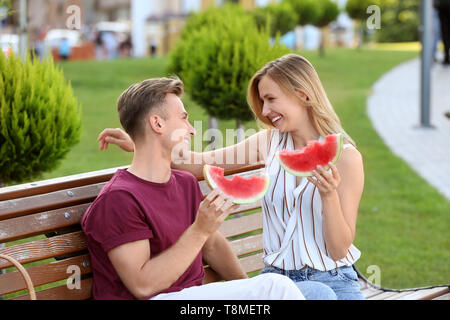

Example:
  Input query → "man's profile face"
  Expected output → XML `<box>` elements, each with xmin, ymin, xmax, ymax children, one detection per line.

<box><xmin>161</xmin><ymin>93</ymin><xmax>195</xmax><ymax>152</ymax></box>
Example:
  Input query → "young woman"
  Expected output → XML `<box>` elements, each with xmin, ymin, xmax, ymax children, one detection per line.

<box><xmin>98</xmin><ymin>54</ymin><xmax>365</xmax><ymax>300</ymax></box>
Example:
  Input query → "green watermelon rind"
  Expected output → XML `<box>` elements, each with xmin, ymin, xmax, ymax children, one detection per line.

<box><xmin>275</xmin><ymin>133</ymin><xmax>344</xmax><ymax>177</ymax></box>
<box><xmin>203</xmin><ymin>164</ymin><xmax>271</xmax><ymax>204</ymax></box>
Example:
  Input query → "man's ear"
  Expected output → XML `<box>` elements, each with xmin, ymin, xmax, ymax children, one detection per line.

<box><xmin>148</xmin><ymin>114</ymin><xmax>164</xmax><ymax>134</ymax></box>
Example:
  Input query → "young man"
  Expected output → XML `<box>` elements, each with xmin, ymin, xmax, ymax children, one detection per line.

<box><xmin>81</xmin><ymin>77</ymin><xmax>305</xmax><ymax>300</ymax></box>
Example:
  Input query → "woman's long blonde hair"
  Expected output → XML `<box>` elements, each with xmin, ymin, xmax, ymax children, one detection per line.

<box><xmin>247</xmin><ymin>53</ymin><xmax>355</xmax><ymax>146</ymax></box>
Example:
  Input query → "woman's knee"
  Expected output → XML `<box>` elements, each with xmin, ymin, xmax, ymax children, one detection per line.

<box><xmin>295</xmin><ymin>281</ymin><xmax>337</xmax><ymax>300</ymax></box>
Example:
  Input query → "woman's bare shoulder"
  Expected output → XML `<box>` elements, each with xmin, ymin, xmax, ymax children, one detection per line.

<box><xmin>337</xmin><ymin>146</ymin><xmax>363</xmax><ymax>173</ymax></box>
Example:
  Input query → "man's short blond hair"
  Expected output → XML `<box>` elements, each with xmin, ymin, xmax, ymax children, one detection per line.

<box><xmin>117</xmin><ymin>76</ymin><xmax>184</xmax><ymax>141</ymax></box>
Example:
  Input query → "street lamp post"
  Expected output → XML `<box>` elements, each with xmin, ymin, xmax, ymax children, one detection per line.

<box><xmin>420</xmin><ymin>0</ymin><xmax>433</xmax><ymax>128</ymax></box>
<box><xmin>18</xmin><ymin>0</ymin><xmax>27</xmax><ymax>61</ymax></box>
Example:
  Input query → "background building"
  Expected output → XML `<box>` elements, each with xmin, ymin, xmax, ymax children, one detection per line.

<box><xmin>0</xmin><ymin>0</ymin><xmax>355</xmax><ymax>59</ymax></box>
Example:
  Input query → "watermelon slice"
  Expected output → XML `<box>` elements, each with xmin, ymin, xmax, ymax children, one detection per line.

<box><xmin>276</xmin><ymin>133</ymin><xmax>343</xmax><ymax>177</ymax></box>
<box><xmin>203</xmin><ymin>165</ymin><xmax>270</xmax><ymax>204</ymax></box>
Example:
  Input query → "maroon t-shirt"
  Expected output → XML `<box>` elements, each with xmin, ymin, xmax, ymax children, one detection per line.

<box><xmin>81</xmin><ymin>169</ymin><xmax>205</xmax><ymax>300</ymax></box>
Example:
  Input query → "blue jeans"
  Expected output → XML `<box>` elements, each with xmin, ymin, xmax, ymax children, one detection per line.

<box><xmin>261</xmin><ymin>265</ymin><xmax>365</xmax><ymax>300</ymax></box>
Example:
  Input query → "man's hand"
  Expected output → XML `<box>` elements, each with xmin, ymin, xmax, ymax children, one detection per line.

<box><xmin>193</xmin><ymin>189</ymin><xmax>239</xmax><ymax>238</ymax></box>
<box><xmin>98</xmin><ymin>128</ymin><xmax>134</xmax><ymax>152</ymax></box>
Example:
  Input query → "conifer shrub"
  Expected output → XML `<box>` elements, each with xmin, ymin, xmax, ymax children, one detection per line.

<box><xmin>0</xmin><ymin>52</ymin><xmax>82</xmax><ymax>185</ymax></box>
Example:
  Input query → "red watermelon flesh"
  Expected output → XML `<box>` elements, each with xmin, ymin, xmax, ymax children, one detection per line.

<box><xmin>276</xmin><ymin>134</ymin><xmax>343</xmax><ymax>177</ymax></box>
<box><xmin>203</xmin><ymin>165</ymin><xmax>270</xmax><ymax>204</ymax></box>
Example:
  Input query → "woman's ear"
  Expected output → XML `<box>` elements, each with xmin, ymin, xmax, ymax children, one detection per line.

<box><xmin>295</xmin><ymin>89</ymin><xmax>309</xmax><ymax>102</ymax></box>
<box><xmin>296</xmin><ymin>90</ymin><xmax>309</xmax><ymax>101</ymax></box>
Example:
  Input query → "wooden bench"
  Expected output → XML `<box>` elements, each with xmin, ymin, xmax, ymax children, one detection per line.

<box><xmin>0</xmin><ymin>164</ymin><xmax>448</xmax><ymax>300</ymax></box>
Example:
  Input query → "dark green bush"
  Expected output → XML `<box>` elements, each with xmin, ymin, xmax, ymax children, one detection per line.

<box><xmin>376</xmin><ymin>0</ymin><xmax>420</xmax><ymax>42</ymax></box>
<box><xmin>0</xmin><ymin>52</ymin><xmax>82</xmax><ymax>185</ymax></box>
<box><xmin>345</xmin><ymin>0</ymin><xmax>419</xmax><ymax>43</ymax></box>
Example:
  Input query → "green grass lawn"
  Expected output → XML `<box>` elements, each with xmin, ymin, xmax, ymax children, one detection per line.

<box><xmin>34</xmin><ymin>48</ymin><xmax>449</xmax><ymax>290</ymax></box>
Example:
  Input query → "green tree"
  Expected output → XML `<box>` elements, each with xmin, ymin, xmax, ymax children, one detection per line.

<box><xmin>0</xmin><ymin>52</ymin><xmax>82</xmax><ymax>185</ymax></box>
<box><xmin>315</xmin><ymin>0</ymin><xmax>340</xmax><ymax>56</ymax></box>
<box><xmin>345</xmin><ymin>0</ymin><xmax>381</xmax><ymax>47</ymax></box>
<box><xmin>0</xmin><ymin>0</ymin><xmax>13</xmax><ymax>19</ymax></box>
<box><xmin>251</xmin><ymin>2</ymin><xmax>298</xmax><ymax>37</ymax></box>
<box><xmin>345</xmin><ymin>0</ymin><xmax>377</xmax><ymax>21</ymax></box>
<box><xmin>284</xmin><ymin>0</ymin><xmax>322</xmax><ymax>26</ymax></box>
<box><xmin>283</xmin><ymin>0</ymin><xmax>322</xmax><ymax>49</ymax></box>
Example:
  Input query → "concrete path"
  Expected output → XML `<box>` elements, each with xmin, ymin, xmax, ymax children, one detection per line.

<box><xmin>367</xmin><ymin>58</ymin><xmax>450</xmax><ymax>201</ymax></box>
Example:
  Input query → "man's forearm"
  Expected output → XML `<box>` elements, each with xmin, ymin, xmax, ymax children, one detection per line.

<box><xmin>202</xmin><ymin>231</ymin><xmax>248</xmax><ymax>281</ymax></box>
<box><xmin>136</xmin><ymin>224</ymin><xmax>208</xmax><ymax>298</ymax></box>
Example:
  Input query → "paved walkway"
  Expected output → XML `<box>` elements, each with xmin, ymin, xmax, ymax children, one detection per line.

<box><xmin>367</xmin><ymin>58</ymin><xmax>450</xmax><ymax>201</ymax></box>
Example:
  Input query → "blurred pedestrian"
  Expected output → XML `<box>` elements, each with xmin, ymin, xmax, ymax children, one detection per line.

<box><xmin>95</xmin><ymin>31</ymin><xmax>105</xmax><ymax>60</ymax></box>
<box><xmin>434</xmin><ymin>0</ymin><xmax>450</xmax><ymax>65</ymax></box>
<box><xmin>102</xmin><ymin>32</ymin><xmax>119</xmax><ymax>60</ymax></box>
<box><xmin>120</xmin><ymin>34</ymin><xmax>132</xmax><ymax>57</ymax></box>
<box><xmin>150</xmin><ymin>39</ymin><xmax>157</xmax><ymax>57</ymax></box>
<box><xmin>34</xmin><ymin>28</ymin><xmax>47</xmax><ymax>59</ymax></box>
<box><xmin>59</xmin><ymin>37</ymin><xmax>71</xmax><ymax>61</ymax></box>
<box><xmin>432</xmin><ymin>8</ymin><xmax>441</xmax><ymax>62</ymax></box>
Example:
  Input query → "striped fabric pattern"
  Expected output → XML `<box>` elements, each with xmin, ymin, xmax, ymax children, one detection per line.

<box><xmin>262</xmin><ymin>129</ymin><xmax>361</xmax><ymax>271</ymax></box>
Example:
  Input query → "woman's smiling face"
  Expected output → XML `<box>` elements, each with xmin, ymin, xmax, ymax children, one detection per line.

<box><xmin>258</xmin><ymin>75</ymin><xmax>309</xmax><ymax>133</ymax></box>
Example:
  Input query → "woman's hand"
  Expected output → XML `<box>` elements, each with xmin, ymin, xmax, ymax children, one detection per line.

<box><xmin>98</xmin><ymin>128</ymin><xmax>134</xmax><ymax>152</ymax></box>
<box><xmin>307</xmin><ymin>162</ymin><xmax>341</xmax><ymax>198</ymax></box>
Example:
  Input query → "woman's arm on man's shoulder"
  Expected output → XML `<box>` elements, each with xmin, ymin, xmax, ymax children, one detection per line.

<box><xmin>174</xmin><ymin>128</ymin><xmax>270</xmax><ymax>177</ymax></box>
<box><xmin>97</xmin><ymin>127</ymin><xmax>271</xmax><ymax>177</ymax></box>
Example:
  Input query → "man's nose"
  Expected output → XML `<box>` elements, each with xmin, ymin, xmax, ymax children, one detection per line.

<box><xmin>188</xmin><ymin>122</ymin><xmax>195</xmax><ymax>136</ymax></box>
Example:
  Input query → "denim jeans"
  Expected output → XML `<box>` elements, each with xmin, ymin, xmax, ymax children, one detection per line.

<box><xmin>261</xmin><ymin>265</ymin><xmax>365</xmax><ymax>300</ymax></box>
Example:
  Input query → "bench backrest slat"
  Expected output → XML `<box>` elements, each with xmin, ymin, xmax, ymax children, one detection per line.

<box><xmin>0</xmin><ymin>254</ymin><xmax>91</xmax><ymax>296</ymax></box>
<box><xmin>0</xmin><ymin>183</ymin><xmax>106</xmax><ymax>221</ymax></box>
<box><xmin>229</xmin><ymin>234</ymin><xmax>263</xmax><ymax>257</ymax></box>
<box><xmin>0</xmin><ymin>167</ymin><xmax>127</xmax><ymax>201</ymax></box>
<box><xmin>0</xmin><ymin>204</ymin><xmax>89</xmax><ymax>243</ymax></box>
<box><xmin>13</xmin><ymin>278</ymin><xmax>93</xmax><ymax>300</ymax></box>
<box><xmin>239</xmin><ymin>252</ymin><xmax>265</xmax><ymax>274</ymax></box>
<box><xmin>0</xmin><ymin>231</ymin><xmax>86</xmax><ymax>269</ymax></box>
<box><xmin>219</xmin><ymin>212</ymin><xmax>262</xmax><ymax>238</ymax></box>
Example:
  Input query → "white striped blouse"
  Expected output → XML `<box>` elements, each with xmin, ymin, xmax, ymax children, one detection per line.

<box><xmin>262</xmin><ymin>129</ymin><xmax>361</xmax><ymax>271</ymax></box>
